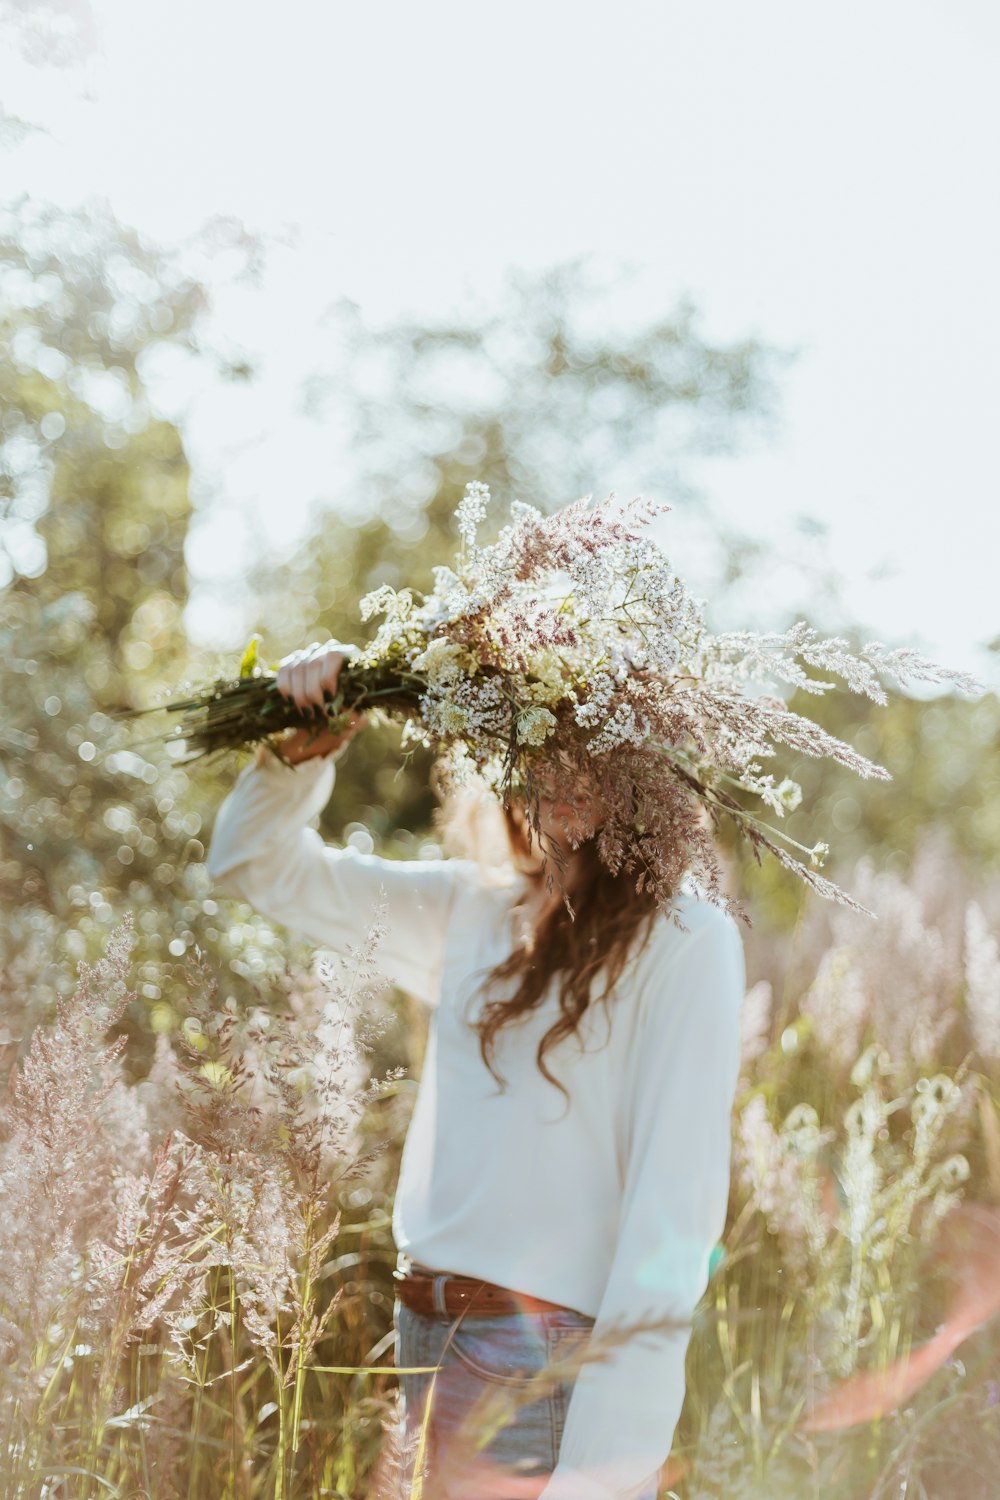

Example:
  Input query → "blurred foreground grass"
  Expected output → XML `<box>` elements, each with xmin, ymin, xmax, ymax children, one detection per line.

<box><xmin>3</xmin><ymin>827</ymin><xmax>1000</xmax><ymax>1498</ymax></box>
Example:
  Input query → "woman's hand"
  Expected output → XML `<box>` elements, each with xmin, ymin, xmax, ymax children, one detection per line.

<box><xmin>257</xmin><ymin>640</ymin><xmax>368</xmax><ymax>766</ymax></box>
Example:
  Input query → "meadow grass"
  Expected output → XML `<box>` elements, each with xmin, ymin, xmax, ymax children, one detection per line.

<box><xmin>2</xmin><ymin>846</ymin><xmax>1000</xmax><ymax>1498</ymax></box>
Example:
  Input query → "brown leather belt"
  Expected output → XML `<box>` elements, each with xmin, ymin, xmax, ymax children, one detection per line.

<box><xmin>393</xmin><ymin>1264</ymin><xmax>580</xmax><ymax>1320</ymax></box>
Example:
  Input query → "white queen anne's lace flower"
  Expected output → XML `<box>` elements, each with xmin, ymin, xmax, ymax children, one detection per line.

<box><xmin>434</xmin><ymin>701</ymin><xmax>471</xmax><ymax>735</ymax></box>
<box><xmin>455</xmin><ymin>479</ymin><xmax>491</xmax><ymax>554</ymax></box>
<box><xmin>411</xmin><ymin>638</ymin><xmax>470</xmax><ymax>690</ymax></box>
<box><xmin>776</xmin><ymin>777</ymin><xmax>803</xmax><ymax>812</ymax></box>
<box><xmin>515</xmin><ymin>706</ymin><xmax>558</xmax><ymax>746</ymax></box>
<box><xmin>358</xmin><ymin>584</ymin><xmax>415</xmax><ymax>624</ymax></box>
<box><xmin>586</xmin><ymin>700</ymin><xmax>651</xmax><ymax>756</ymax></box>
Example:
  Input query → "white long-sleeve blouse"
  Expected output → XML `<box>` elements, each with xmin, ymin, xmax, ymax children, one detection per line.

<box><xmin>204</xmin><ymin>745</ymin><xmax>745</xmax><ymax>1500</ymax></box>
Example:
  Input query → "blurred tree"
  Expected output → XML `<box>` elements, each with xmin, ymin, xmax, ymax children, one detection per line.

<box><xmin>303</xmin><ymin>260</ymin><xmax>792</xmax><ymax>523</ymax></box>
<box><xmin>0</xmin><ymin>198</ymin><xmax>292</xmax><ymax>1060</ymax></box>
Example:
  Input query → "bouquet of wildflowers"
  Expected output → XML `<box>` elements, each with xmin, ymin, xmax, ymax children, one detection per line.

<box><xmin>118</xmin><ymin>483</ymin><xmax>981</xmax><ymax>921</ymax></box>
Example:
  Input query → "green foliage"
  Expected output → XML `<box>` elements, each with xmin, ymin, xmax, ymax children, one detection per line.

<box><xmin>724</xmin><ymin>670</ymin><xmax>1000</xmax><ymax>938</ymax></box>
<box><xmin>0</xmin><ymin>201</ymin><xmax>306</xmax><ymax>1070</ymax></box>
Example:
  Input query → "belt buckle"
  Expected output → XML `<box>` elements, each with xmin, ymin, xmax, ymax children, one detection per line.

<box><xmin>393</xmin><ymin>1262</ymin><xmax>456</xmax><ymax>1319</ymax></box>
<box><xmin>394</xmin><ymin>1256</ymin><xmax>435</xmax><ymax>1281</ymax></box>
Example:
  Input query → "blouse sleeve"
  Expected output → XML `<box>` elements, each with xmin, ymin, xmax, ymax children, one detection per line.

<box><xmin>536</xmin><ymin>911</ymin><xmax>745</xmax><ymax>1500</ymax></box>
<box><xmin>204</xmin><ymin>746</ymin><xmax>465</xmax><ymax>1008</ymax></box>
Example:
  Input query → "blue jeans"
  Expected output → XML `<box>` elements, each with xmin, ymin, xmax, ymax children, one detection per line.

<box><xmin>392</xmin><ymin>1272</ymin><xmax>659</xmax><ymax>1499</ymax></box>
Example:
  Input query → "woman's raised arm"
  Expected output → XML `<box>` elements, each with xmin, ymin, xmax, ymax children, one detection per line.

<box><xmin>206</xmin><ymin>747</ymin><xmax>465</xmax><ymax>1007</ymax></box>
<box><xmin>204</xmin><ymin>641</ymin><xmax>465</xmax><ymax>1007</ymax></box>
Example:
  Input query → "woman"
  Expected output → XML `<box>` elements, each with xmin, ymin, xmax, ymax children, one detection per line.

<box><xmin>205</xmin><ymin>640</ymin><xmax>745</xmax><ymax>1500</ymax></box>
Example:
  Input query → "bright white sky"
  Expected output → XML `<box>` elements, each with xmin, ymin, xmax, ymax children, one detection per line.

<box><xmin>3</xmin><ymin>0</ymin><xmax>998</xmax><ymax>685</ymax></box>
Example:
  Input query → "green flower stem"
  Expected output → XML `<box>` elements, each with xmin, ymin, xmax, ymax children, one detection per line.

<box><xmin>289</xmin><ymin>1208</ymin><xmax>315</xmax><ymax>1456</ymax></box>
<box><xmin>648</xmin><ymin>744</ymin><xmax>823</xmax><ymax>864</ymax></box>
<box><xmin>114</xmin><ymin>664</ymin><xmax>431</xmax><ymax>761</ymax></box>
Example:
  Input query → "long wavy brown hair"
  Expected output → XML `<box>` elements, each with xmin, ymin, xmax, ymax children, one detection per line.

<box><xmin>433</xmin><ymin>776</ymin><xmax>665</xmax><ymax>1106</ymax></box>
